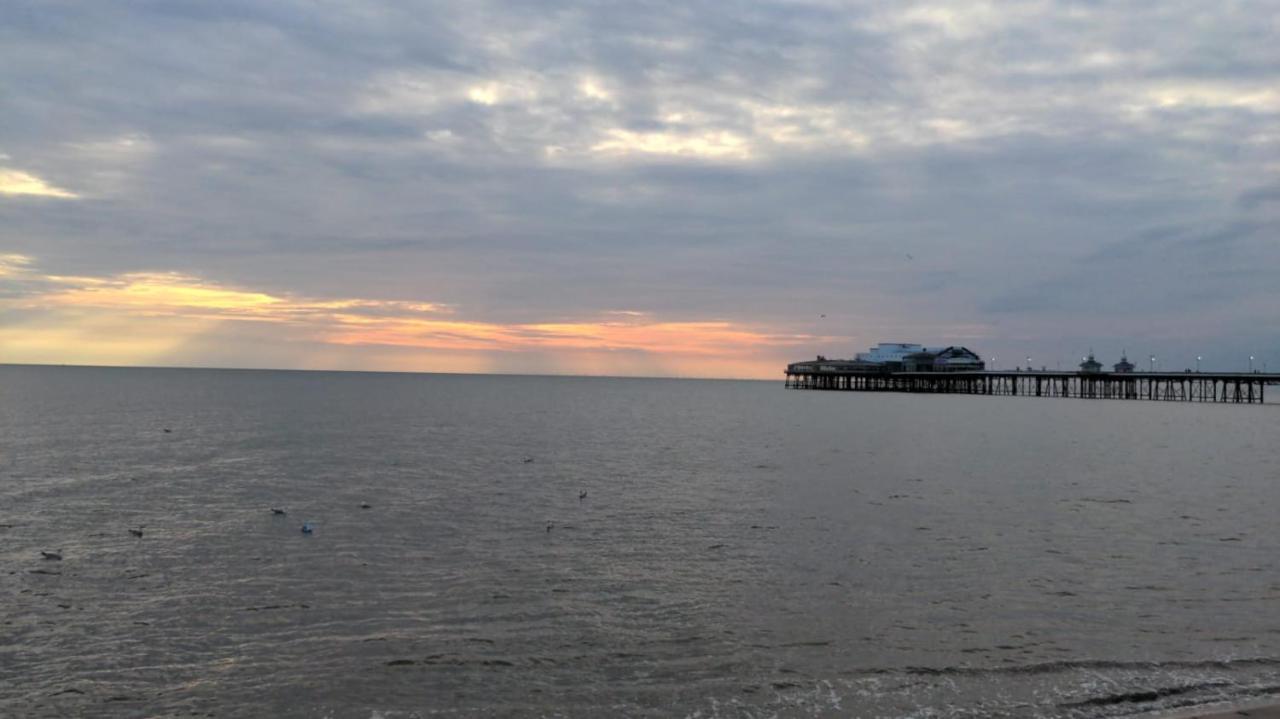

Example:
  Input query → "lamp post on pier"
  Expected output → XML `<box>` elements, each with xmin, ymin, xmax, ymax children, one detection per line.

<box><xmin>1149</xmin><ymin>355</ymin><xmax>1155</xmax><ymax>372</ymax></box>
<box><xmin>1249</xmin><ymin>355</ymin><xmax>1255</xmax><ymax>373</ymax></box>
<box><xmin>1196</xmin><ymin>356</ymin><xmax>1202</xmax><ymax>373</ymax></box>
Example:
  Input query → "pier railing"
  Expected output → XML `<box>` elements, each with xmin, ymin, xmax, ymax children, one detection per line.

<box><xmin>783</xmin><ymin>370</ymin><xmax>1277</xmax><ymax>404</ymax></box>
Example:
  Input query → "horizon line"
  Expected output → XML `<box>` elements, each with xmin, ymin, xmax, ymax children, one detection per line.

<box><xmin>0</xmin><ymin>361</ymin><xmax>777</xmax><ymax>383</ymax></box>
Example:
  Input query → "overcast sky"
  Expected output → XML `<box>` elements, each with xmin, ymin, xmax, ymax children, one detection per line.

<box><xmin>2</xmin><ymin>1</ymin><xmax>1277</xmax><ymax>377</ymax></box>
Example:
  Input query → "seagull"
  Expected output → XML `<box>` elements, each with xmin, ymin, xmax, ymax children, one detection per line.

<box><xmin>578</xmin><ymin>491</ymin><xmax>587</xmax><ymax>501</ymax></box>
<box><xmin>522</xmin><ymin>457</ymin><xmax>535</xmax><ymax>464</ymax></box>
<box><xmin>271</xmin><ymin>508</ymin><xmax>287</xmax><ymax>516</ymax></box>
<box><xmin>545</xmin><ymin>522</ymin><xmax>554</xmax><ymax>533</ymax></box>
<box><xmin>129</xmin><ymin>528</ymin><xmax>144</xmax><ymax>538</ymax></box>
<box><xmin>41</xmin><ymin>551</ymin><xmax>63</xmax><ymax>561</ymax></box>
<box><xmin>360</xmin><ymin>502</ymin><xmax>372</xmax><ymax>509</ymax></box>
<box><xmin>301</xmin><ymin>523</ymin><xmax>314</xmax><ymax>534</ymax></box>
<box><xmin>162</xmin><ymin>428</ymin><xmax>172</xmax><ymax>433</ymax></box>
<box><xmin>906</xmin><ymin>253</ymin><xmax>914</xmax><ymax>260</ymax></box>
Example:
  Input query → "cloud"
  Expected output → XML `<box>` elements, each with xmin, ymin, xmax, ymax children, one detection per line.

<box><xmin>0</xmin><ymin>253</ymin><xmax>34</xmax><ymax>276</ymax></box>
<box><xmin>980</xmin><ymin>215</ymin><xmax>1280</xmax><ymax>367</ymax></box>
<box><xmin>2</xmin><ymin>0</ymin><xmax>1278</xmax><ymax>373</ymax></box>
<box><xmin>1239</xmin><ymin>183</ymin><xmax>1280</xmax><ymax>209</ymax></box>
<box><xmin>0</xmin><ymin>168</ymin><xmax>78</xmax><ymax>198</ymax></box>
<box><xmin>591</xmin><ymin>128</ymin><xmax>752</xmax><ymax>160</ymax></box>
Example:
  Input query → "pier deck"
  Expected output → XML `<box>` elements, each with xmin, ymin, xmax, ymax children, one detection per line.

<box><xmin>784</xmin><ymin>370</ymin><xmax>1277</xmax><ymax>404</ymax></box>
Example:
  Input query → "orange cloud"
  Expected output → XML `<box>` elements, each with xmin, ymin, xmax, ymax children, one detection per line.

<box><xmin>323</xmin><ymin>317</ymin><xmax>806</xmax><ymax>357</ymax></box>
<box><xmin>2</xmin><ymin>258</ymin><xmax>821</xmax><ymax>378</ymax></box>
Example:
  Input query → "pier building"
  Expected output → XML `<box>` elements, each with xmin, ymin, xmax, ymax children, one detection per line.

<box><xmin>824</xmin><ymin>343</ymin><xmax>985</xmax><ymax>373</ymax></box>
<box><xmin>1079</xmin><ymin>353</ymin><xmax>1103</xmax><ymax>373</ymax></box>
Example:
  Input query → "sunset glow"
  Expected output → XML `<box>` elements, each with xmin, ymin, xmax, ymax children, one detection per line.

<box><xmin>1</xmin><ymin>257</ymin><xmax>818</xmax><ymax>378</ymax></box>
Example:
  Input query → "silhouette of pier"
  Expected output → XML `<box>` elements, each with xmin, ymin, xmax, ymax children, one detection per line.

<box><xmin>783</xmin><ymin>369</ymin><xmax>1275</xmax><ymax>404</ymax></box>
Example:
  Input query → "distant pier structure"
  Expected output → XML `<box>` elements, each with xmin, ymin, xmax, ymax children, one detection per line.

<box><xmin>786</xmin><ymin>344</ymin><xmax>1274</xmax><ymax>404</ymax></box>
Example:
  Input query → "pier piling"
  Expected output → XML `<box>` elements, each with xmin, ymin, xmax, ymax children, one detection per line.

<box><xmin>783</xmin><ymin>369</ymin><xmax>1276</xmax><ymax>404</ymax></box>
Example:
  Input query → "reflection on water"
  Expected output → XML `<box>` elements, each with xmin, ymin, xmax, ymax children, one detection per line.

<box><xmin>1</xmin><ymin>366</ymin><xmax>1278</xmax><ymax>717</ymax></box>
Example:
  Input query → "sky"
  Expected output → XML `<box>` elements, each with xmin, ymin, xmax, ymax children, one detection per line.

<box><xmin>2</xmin><ymin>0</ymin><xmax>1278</xmax><ymax>378</ymax></box>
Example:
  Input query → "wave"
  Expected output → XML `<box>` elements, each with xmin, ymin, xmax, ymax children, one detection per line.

<box><xmin>865</xmin><ymin>656</ymin><xmax>1280</xmax><ymax>677</ymax></box>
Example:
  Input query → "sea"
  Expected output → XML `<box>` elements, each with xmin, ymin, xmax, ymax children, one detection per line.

<box><xmin>2</xmin><ymin>364</ymin><xmax>1279</xmax><ymax>718</ymax></box>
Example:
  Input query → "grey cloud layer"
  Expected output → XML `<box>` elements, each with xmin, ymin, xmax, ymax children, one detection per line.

<box><xmin>2</xmin><ymin>0</ymin><xmax>1277</xmax><ymax>368</ymax></box>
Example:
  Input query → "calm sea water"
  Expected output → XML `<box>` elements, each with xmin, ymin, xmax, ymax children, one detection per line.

<box><xmin>2</xmin><ymin>365</ymin><xmax>1279</xmax><ymax>718</ymax></box>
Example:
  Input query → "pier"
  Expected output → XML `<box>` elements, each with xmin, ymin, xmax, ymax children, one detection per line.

<box><xmin>784</xmin><ymin>369</ymin><xmax>1277</xmax><ymax>404</ymax></box>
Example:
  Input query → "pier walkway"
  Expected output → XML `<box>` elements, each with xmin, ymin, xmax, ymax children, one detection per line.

<box><xmin>784</xmin><ymin>369</ymin><xmax>1277</xmax><ymax>404</ymax></box>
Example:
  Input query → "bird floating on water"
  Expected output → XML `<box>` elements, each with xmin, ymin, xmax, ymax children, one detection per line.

<box><xmin>41</xmin><ymin>551</ymin><xmax>63</xmax><ymax>561</ymax></box>
<box><xmin>301</xmin><ymin>522</ymin><xmax>315</xmax><ymax>534</ymax></box>
<box><xmin>271</xmin><ymin>508</ymin><xmax>287</xmax><ymax>516</ymax></box>
<box><xmin>578</xmin><ymin>491</ymin><xmax>588</xmax><ymax>501</ymax></box>
<box><xmin>360</xmin><ymin>502</ymin><xmax>372</xmax><ymax>509</ymax></box>
<box><xmin>129</xmin><ymin>528</ymin><xmax>144</xmax><ymax>538</ymax></box>
<box><xmin>162</xmin><ymin>428</ymin><xmax>172</xmax><ymax>433</ymax></box>
<box><xmin>545</xmin><ymin>522</ymin><xmax>554</xmax><ymax>533</ymax></box>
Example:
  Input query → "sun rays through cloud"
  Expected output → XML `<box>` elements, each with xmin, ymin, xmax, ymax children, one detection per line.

<box><xmin>1</xmin><ymin>257</ymin><xmax>820</xmax><ymax>378</ymax></box>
